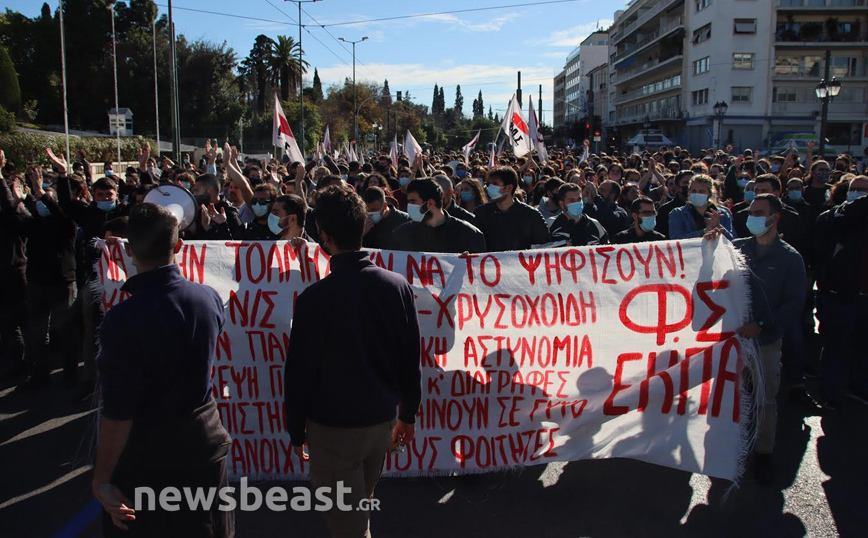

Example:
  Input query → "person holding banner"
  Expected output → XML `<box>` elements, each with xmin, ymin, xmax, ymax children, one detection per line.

<box><xmin>284</xmin><ymin>184</ymin><xmax>422</xmax><ymax>538</ymax></box>
<box><xmin>391</xmin><ymin>178</ymin><xmax>486</xmax><ymax>254</ymax></box>
<box><xmin>362</xmin><ymin>186</ymin><xmax>411</xmax><ymax>250</ymax></box>
<box><xmin>707</xmin><ymin>193</ymin><xmax>806</xmax><ymax>485</ymax></box>
<box><xmin>92</xmin><ymin>203</ymin><xmax>233</xmax><ymax>536</ymax></box>
<box><xmin>473</xmin><ymin>166</ymin><xmax>551</xmax><ymax>252</ymax></box>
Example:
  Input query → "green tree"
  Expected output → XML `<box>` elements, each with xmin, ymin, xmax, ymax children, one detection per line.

<box><xmin>454</xmin><ymin>86</ymin><xmax>463</xmax><ymax>118</ymax></box>
<box><xmin>267</xmin><ymin>35</ymin><xmax>307</xmax><ymax>102</ymax></box>
<box><xmin>432</xmin><ymin>83</ymin><xmax>439</xmax><ymax>114</ymax></box>
<box><xmin>0</xmin><ymin>45</ymin><xmax>21</xmax><ymax>113</ymax></box>
<box><xmin>241</xmin><ymin>34</ymin><xmax>275</xmax><ymax>114</ymax></box>
<box><xmin>309</xmin><ymin>68</ymin><xmax>323</xmax><ymax>104</ymax></box>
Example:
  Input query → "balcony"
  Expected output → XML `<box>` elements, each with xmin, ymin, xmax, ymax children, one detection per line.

<box><xmin>614</xmin><ymin>107</ymin><xmax>685</xmax><ymax>126</ymax></box>
<box><xmin>610</xmin><ymin>17</ymin><xmax>685</xmax><ymax>65</ymax></box>
<box><xmin>775</xmin><ymin>23</ymin><xmax>868</xmax><ymax>46</ymax></box>
<box><xmin>613</xmin><ymin>52</ymin><xmax>684</xmax><ymax>86</ymax></box>
<box><xmin>777</xmin><ymin>0</ymin><xmax>867</xmax><ymax>12</ymax></box>
<box><xmin>611</xmin><ymin>0</ymin><xmax>682</xmax><ymax>45</ymax></box>
<box><xmin>771</xmin><ymin>101</ymin><xmax>867</xmax><ymax>116</ymax></box>
<box><xmin>612</xmin><ymin>79</ymin><xmax>682</xmax><ymax>105</ymax></box>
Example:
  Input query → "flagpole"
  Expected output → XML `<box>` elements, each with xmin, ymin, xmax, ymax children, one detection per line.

<box><xmin>58</xmin><ymin>0</ymin><xmax>70</xmax><ymax>165</ymax></box>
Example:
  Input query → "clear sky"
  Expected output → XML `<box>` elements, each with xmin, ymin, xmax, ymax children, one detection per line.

<box><xmin>7</xmin><ymin>0</ymin><xmax>620</xmax><ymax>122</ymax></box>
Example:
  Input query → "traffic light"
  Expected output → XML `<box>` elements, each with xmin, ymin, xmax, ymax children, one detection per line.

<box><xmin>397</xmin><ymin>91</ymin><xmax>402</xmax><ymax>101</ymax></box>
<box><xmin>585</xmin><ymin>123</ymin><xmax>590</xmax><ymax>131</ymax></box>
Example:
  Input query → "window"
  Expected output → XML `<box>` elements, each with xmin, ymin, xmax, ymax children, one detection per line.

<box><xmin>692</xmin><ymin>89</ymin><xmax>709</xmax><ymax>105</ymax></box>
<box><xmin>775</xmin><ymin>57</ymin><xmax>799</xmax><ymax>76</ymax></box>
<box><xmin>731</xmin><ymin>86</ymin><xmax>752</xmax><ymax>102</ymax></box>
<box><xmin>693</xmin><ymin>57</ymin><xmax>710</xmax><ymax>75</ymax></box>
<box><xmin>773</xmin><ymin>88</ymin><xmax>798</xmax><ymax>102</ymax></box>
<box><xmin>696</xmin><ymin>0</ymin><xmax>710</xmax><ymax>11</ymax></box>
<box><xmin>831</xmin><ymin>57</ymin><xmax>858</xmax><ymax>77</ymax></box>
<box><xmin>803</xmin><ymin>56</ymin><xmax>823</xmax><ymax>77</ymax></box>
<box><xmin>734</xmin><ymin>19</ymin><xmax>757</xmax><ymax>34</ymax></box>
<box><xmin>733</xmin><ymin>53</ymin><xmax>754</xmax><ymax>69</ymax></box>
<box><xmin>692</xmin><ymin>24</ymin><xmax>712</xmax><ymax>44</ymax></box>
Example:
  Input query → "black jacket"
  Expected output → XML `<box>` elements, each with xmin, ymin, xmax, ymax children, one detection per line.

<box><xmin>284</xmin><ymin>251</ymin><xmax>422</xmax><ymax>446</ymax></box>
<box><xmin>656</xmin><ymin>197</ymin><xmax>684</xmax><ymax>239</ymax></box>
<box><xmin>612</xmin><ymin>226</ymin><xmax>666</xmax><ymax>244</ymax></box>
<box><xmin>445</xmin><ymin>202</ymin><xmax>478</xmax><ymax>226</ymax></box>
<box><xmin>363</xmin><ymin>203</ymin><xmax>411</xmax><ymax>250</ymax></box>
<box><xmin>814</xmin><ymin>196</ymin><xmax>868</xmax><ymax>296</ymax></box>
<box><xmin>473</xmin><ymin>199</ymin><xmax>551</xmax><ymax>252</ymax></box>
<box><xmin>550</xmin><ymin>214</ymin><xmax>610</xmax><ymax>247</ymax></box>
<box><xmin>0</xmin><ymin>176</ymin><xmax>28</xmax><ymax>276</ymax></box>
<box><xmin>391</xmin><ymin>213</ymin><xmax>486</xmax><ymax>253</ymax></box>
<box><xmin>22</xmin><ymin>194</ymin><xmax>77</xmax><ymax>285</ymax></box>
<box><xmin>733</xmin><ymin>204</ymin><xmax>808</xmax><ymax>264</ymax></box>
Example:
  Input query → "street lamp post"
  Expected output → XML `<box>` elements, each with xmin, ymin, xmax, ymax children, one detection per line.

<box><xmin>815</xmin><ymin>55</ymin><xmax>842</xmax><ymax>156</ymax></box>
<box><xmin>286</xmin><ymin>0</ymin><xmax>321</xmax><ymax>158</ymax></box>
<box><xmin>339</xmin><ymin>36</ymin><xmax>368</xmax><ymax>143</ymax></box>
<box><xmin>712</xmin><ymin>101</ymin><xmax>728</xmax><ymax>151</ymax></box>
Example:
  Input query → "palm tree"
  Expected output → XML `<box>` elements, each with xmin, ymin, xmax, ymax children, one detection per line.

<box><xmin>267</xmin><ymin>35</ymin><xmax>308</xmax><ymax>101</ymax></box>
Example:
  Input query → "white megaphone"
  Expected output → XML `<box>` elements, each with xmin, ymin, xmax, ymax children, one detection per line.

<box><xmin>143</xmin><ymin>184</ymin><xmax>199</xmax><ymax>230</ymax></box>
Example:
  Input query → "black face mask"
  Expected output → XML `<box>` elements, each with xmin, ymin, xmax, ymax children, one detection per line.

<box><xmin>195</xmin><ymin>193</ymin><xmax>211</xmax><ymax>207</ymax></box>
<box><xmin>836</xmin><ymin>165</ymin><xmax>847</xmax><ymax>171</ymax></box>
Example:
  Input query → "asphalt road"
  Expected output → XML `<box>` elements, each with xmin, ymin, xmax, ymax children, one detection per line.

<box><xmin>1</xmin><ymin>334</ymin><xmax>865</xmax><ymax>538</ymax></box>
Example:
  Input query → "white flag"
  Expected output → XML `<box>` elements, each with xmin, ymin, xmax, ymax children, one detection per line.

<box><xmin>579</xmin><ymin>139</ymin><xmax>590</xmax><ymax>164</ymax></box>
<box><xmin>390</xmin><ymin>135</ymin><xmax>399</xmax><ymax>169</ymax></box>
<box><xmin>462</xmin><ymin>130</ymin><xmax>481</xmax><ymax>164</ymax></box>
<box><xmin>500</xmin><ymin>94</ymin><xmax>532</xmax><ymax>158</ymax></box>
<box><xmin>323</xmin><ymin>125</ymin><xmax>331</xmax><ymax>156</ymax></box>
<box><xmin>528</xmin><ymin>99</ymin><xmax>549</xmax><ymax>163</ymax></box>
<box><xmin>349</xmin><ymin>141</ymin><xmax>358</xmax><ymax>163</ymax></box>
<box><xmin>343</xmin><ymin>143</ymin><xmax>352</xmax><ymax>163</ymax></box>
<box><xmin>272</xmin><ymin>94</ymin><xmax>304</xmax><ymax>163</ymax></box>
<box><xmin>404</xmin><ymin>130</ymin><xmax>422</xmax><ymax>167</ymax></box>
<box><xmin>488</xmin><ymin>138</ymin><xmax>497</xmax><ymax>169</ymax></box>
<box><xmin>359</xmin><ymin>149</ymin><xmax>366</xmax><ymax>166</ymax></box>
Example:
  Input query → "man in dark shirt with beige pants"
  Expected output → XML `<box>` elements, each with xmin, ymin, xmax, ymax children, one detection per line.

<box><xmin>285</xmin><ymin>184</ymin><xmax>422</xmax><ymax>538</ymax></box>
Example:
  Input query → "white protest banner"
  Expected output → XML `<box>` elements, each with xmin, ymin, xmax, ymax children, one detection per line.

<box><xmin>95</xmin><ymin>238</ymin><xmax>756</xmax><ymax>482</ymax></box>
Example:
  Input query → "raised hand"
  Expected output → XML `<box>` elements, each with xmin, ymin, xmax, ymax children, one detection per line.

<box><xmin>27</xmin><ymin>165</ymin><xmax>45</xmax><ymax>198</ymax></box>
<box><xmin>209</xmin><ymin>203</ymin><xmax>227</xmax><ymax>224</ymax></box>
<box><xmin>45</xmin><ymin>147</ymin><xmax>68</xmax><ymax>175</ymax></box>
<box><xmin>138</xmin><ymin>142</ymin><xmax>150</xmax><ymax>169</ymax></box>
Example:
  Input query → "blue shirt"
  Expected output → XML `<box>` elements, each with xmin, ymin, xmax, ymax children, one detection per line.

<box><xmin>97</xmin><ymin>265</ymin><xmax>224</xmax><ymax>425</ymax></box>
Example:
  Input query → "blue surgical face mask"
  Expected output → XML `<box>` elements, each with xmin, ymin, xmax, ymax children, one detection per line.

<box><xmin>640</xmin><ymin>215</ymin><xmax>657</xmax><ymax>232</ymax></box>
<box><xmin>252</xmin><ymin>201</ymin><xmax>270</xmax><ymax>217</ymax></box>
<box><xmin>523</xmin><ymin>175</ymin><xmax>534</xmax><ymax>184</ymax></box>
<box><xmin>96</xmin><ymin>200</ymin><xmax>117</xmax><ymax>212</ymax></box>
<box><xmin>771</xmin><ymin>164</ymin><xmax>781</xmax><ymax>173</ymax></box>
<box><xmin>487</xmin><ymin>184</ymin><xmax>503</xmax><ymax>200</ymax></box>
<box><xmin>104</xmin><ymin>170</ymin><xmax>114</xmax><ymax>177</ymax></box>
<box><xmin>35</xmin><ymin>200</ymin><xmax>52</xmax><ymax>217</ymax></box>
<box><xmin>689</xmin><ymin>193</ymin><xmax>709</xmax><ymax>207</ymax></box>
<box><xmin>743</xmin><ymin>191</ymin><xmax>755</xmax><ymax>203</ymax></box>
<box><xmin>267</xmin><ymin>213</ymin><xmax>286</xmax><ymax>235</ymax></box>
<box><xmin>460</xmin><ymin>191</ymin><xmax>474</xmax><ymax>203</ymax></box>
<box><xmin>788</xmin><ymin>189</ymin><xmax>803</xmax><ymax>201</ymax></box>
<box><xmin>847</xmin><ymin>190</ymin><xmax>867</xmax><ymax>203</ymax></box>
<box><xmin>566</xmin><ymin>201</ymin><xmax>584</xmax><ymax>218</ymax></box>
<box><xmin>814</xmin><ymin>171</ymin><xmax>830</xmax><ymax>184</ymax></box>
<box><xmin>407</xmin><ymin>203</ymin><xmax>427</xmax><ymax>222</ymax></box>
<box><xmin>368</xmin><ymin>211</ymin><xmax>382</xmax><ymax>224</ymax></box>
<box><xmin>456</xmin><ymin>169</ymin><xmax>467</xmax><ymax>178</ymax></box>
<box><xmin>746</xmin><ymin>215</ymin><xmax>772</xmax><ymax>236</ymax></box>
<box><xmin>737</xmin><ymin>177</ymin><xmax>749</xmax><ymax>188</ymax></box>
<box><xmin>399</xmin><ymin>177</ymin><xmax>410</xmax><ymax>187</ymax></box>
<box><xmin>180</xmin><ymin>180</ymin><xmax>192</xmax><ymax>190</ymax></box>
<box><xmin>341</xmin><ymin>174</ymin><xmax>348</xmax><ymax>181</ymax></box>
<box><xmin>42</xmin><ymin>182</ymin><xmax>52</xmax><ymax>189</ymax></box>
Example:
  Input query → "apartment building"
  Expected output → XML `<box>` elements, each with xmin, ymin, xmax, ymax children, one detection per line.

<box><xmin>554</xmin><ymin>69</ymin><xmax>567</xmax><ymax>129</ymax></box>
<box><xmin>588</xmin><ymin>62</ymin><xmax>610</xmax><ymax>149</ymax></box>
<box><xmin>607</xmin><ymin>0</ymin><xmax>868</xmax><ymax>155</ymax></box>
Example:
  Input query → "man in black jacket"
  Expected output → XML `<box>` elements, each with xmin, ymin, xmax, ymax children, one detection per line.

<box><xmin>285</xmin><ymin>184</ymin><xmax>421</xmax><ymax>537</ymax></box>
<box><xmin>362</xmin><ymin>186</ymin><xmax>411</xmax><ymax>250</ymax></box>
<box><xmin>19</xmin><ymin>167</ymin><xmax>79</xmax><ymax>389</ymax></box>
<box><xmin>656</xmin><ymin>171</ymin><xmax>691</xmax><ymax>239</ymax></box>
<box><xmin>550</xmin><ymin>183</ymin><xmax>609</xmax><ymax>247</ymax></box>
<box><xmin>92</xmin><ymin>203</ymin><xmax>233</xmax><ymax>536</ymax></box>
<box><xmin>613</xmin><ymin>196</ymin><xmax>666</xmax><ymax>244</ymax></box>
<box><xmin>392</xmin><ymin>179</ymin><xmax>486</xmax><ymax>253</ymax></box>
<box><xmin>0</xmin><ymin>157</ymin><xmax>28</xmax><ymax>380</ymax></box>
<box><xmin>814</xmin><ymin>176</ymin><xmax>868</xmax><ymax>410</ymax></box>
<box><xmin>473</xmin><ymin>166</ymin><xmax>551</xmax><ymax>252</ymax></box>
<box><xmin>51</xmin><ymin>148</ymin><xmax>129</xmax><ymax>395</ymax></box>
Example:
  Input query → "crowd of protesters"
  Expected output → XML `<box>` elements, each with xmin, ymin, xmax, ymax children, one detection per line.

<box><xmin>1</xmin><ymin>136</ymin><xmax>866</xmax><ymax>485</ymax></box>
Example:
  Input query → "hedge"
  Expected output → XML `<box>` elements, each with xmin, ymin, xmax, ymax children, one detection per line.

<box><xmin>0</xmin><ymin>131</ymin><xmax>156</xmax><ymax>169</ymax></box>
